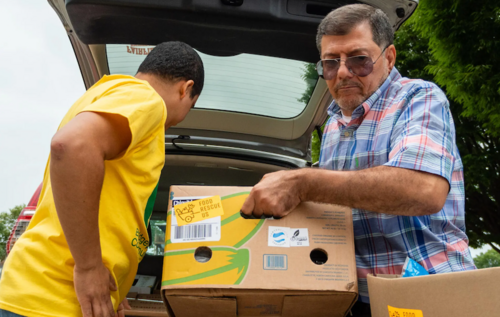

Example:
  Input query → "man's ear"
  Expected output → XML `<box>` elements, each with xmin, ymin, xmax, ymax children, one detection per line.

<box><xmin>386</xmin><ymin>44</ymin><xmax>397</xmax><ymax>70</ymax></box>
<box><xmin>180</xmin><ymin>80</ymin><xmax>195</xmax><ymax>100</ymax></box>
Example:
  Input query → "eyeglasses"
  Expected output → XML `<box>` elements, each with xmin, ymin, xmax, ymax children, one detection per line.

<box><xmin>316</xmin><ymin>46</ymin><xmax>388</xmax><ymax>80</ymax></box>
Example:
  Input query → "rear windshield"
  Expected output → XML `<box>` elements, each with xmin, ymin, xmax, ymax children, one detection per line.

<box><xmin>106</xmin><ymin>44</ymin><xmax>318</xmax><ymax>119</ymax></box>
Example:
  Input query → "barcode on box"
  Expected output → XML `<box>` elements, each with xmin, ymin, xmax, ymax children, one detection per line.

<box><xmin>174</xmin><ymin>224</ymin><xmax>213</xmax><ymax>240</ymax></box>
<box><xmin>263</xmin><ymin>254</ymin><xmax>287</xmax><ymax>270</ymax></box>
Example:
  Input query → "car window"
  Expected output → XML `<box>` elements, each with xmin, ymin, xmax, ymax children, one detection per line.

<box><xmin>106</xmin><ymin>44</ymin><xmax>318</xmax><ymax>119</ymax></box>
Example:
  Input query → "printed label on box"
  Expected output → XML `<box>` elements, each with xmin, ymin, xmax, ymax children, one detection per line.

<box><xmin>289</xmin><ymin>228</ymin><xmax>309</xmax><ymax>246</ymax></box>
<box><xmin>268</xmin><ymin>226</ymin><xmax>290</xmax><ymax>247</ymax></box>
<box><xmin>268</xmin><ymin>227</ymin><xmax>310</xmax><ymax>247</ymax></box>
<box><xmin>170</xmin><ymin>196</ymin><xmax>221</xmax><ymax>243</ymax></box>
<box><xmin>263</xmin><ymin>254</ymin><xmax>287</xmax><ymax>270</ymax></box>
<box><xmin>387</xmin><ymin>306</ymin><xmax>424</xmax><ymax>317</ymax></box>
<box><xmin>173</xmin><ymin>195</ymin><xmax>224</xmax><ymax>226</ymax></box>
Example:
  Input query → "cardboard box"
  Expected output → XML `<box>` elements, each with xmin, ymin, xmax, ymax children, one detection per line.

<box><xmin>161</xmin><ymin>186</ymin><xmax>358</xmax><ymax>317</ymax></box>
<box><xmin>367</xmin><ymin>267</ymin><xmax>500</xmax><ymax>317</ymax></box>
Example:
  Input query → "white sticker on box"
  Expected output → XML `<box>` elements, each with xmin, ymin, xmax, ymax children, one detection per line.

<box><xmin>170</xmin><ymin>196</ymin><xmax>221</xmax><ymax>243</ymax></box>
<box><xmin>289</xmin><ymin>228</ymin><xmax>310</xmax><ymax>247</ymax></box>
<box><xmin>268</xmin><ymin>226</ymin><xmax>290</xmax><ymax>247</ymax></box>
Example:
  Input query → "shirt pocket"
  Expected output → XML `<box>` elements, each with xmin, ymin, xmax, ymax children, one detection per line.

<box><xmin>352</xmin><ymin>151</ymin><xmax>382</xmax><ymax>170</ymax></box>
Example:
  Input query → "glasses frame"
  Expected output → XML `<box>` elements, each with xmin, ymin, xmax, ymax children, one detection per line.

<box><xmin>316</xmin><ymin>45</ymin><xmax>390</xmax><ymax>79</ymax></box>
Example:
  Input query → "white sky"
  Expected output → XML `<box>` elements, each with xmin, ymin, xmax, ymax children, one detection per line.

<box><xmin>0</xmin><ymin>1</ymin><xmax>490</xmax><ymax>258</ymax></box>
<box><xmin>0</xmin><ymin>1</ymin><xmax>85</xmax><ymax>213</ymax></box>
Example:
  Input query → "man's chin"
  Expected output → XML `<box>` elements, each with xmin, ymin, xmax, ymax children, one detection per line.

<box><xmin>335</xmin><ymin>97</ymin><xmax>364</xmax><ymax>111</ymax></box>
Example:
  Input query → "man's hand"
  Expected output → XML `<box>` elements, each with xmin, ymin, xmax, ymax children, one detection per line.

<box><xmin>241</xmin><ymin>170</ymin><xmax>305</xmax><ymax>219</ymax></box>
<box><xmin>117</xmin><ymin>298</ymin><xmax>132</xmax><ymax>317</ymax></box>
<box><xmin>74</xmin><ymin>263</ymin><xmax>117</xmax><ymax>317</ymax></box>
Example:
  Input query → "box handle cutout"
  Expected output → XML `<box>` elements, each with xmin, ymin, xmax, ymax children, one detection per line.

<box><xmin>310</xmin><ymin>248</ymin><xmax>328</xmax><ymax>265</ymax></box>
<box><xmin>194</xmin><ymin>246</ymin><xmax>212</xmax><ymax>263</ymax></box>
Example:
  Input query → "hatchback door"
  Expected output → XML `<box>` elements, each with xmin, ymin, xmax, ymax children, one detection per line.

<box><xmin>49</xmin><ymin>0</ymin><xmax>418</xmax><ymax>161</ymax></box>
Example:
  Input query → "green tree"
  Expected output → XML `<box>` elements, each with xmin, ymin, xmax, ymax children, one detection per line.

<box><xmin>298</xmin><ymin>63</ymin><xmax>323</xmax><ymax>163</ymax></box>
<box><xmin>395</xmin><ymin>1</ymin><xmax>500</xmax><ymax>253</ymax></box>
<box><xmin>411</xmin><ymin>0</ymin><xmax>500</xmax><ymax>138</ymax></box>
<box><xmin>311</xmin><ymin>127</ymin><xmax>324</xmax><ymax>164</ymax></box>
<box><xmin>473</xmin><ymin>249</ymin><xmax>500</xmax><ymax>269</ymax></box>
<box><xmin>0</xmin><ymin>205</ymin><xmax>25</xmax><ymax>261</ymax></box>
<box><xmin>298</xmin><ymin>63</ymin><xmax>319</xmax><ymax>105</ymax></box>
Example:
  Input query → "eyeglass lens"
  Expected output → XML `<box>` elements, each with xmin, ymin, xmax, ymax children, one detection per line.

<box><xmin>317</xmin><ymin>55</ymin><xmax>374</xmax><ymax>80</ymax></box>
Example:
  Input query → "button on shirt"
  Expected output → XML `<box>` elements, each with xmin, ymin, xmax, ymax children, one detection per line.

<box><xmin>319</xmin><ymin>68</ymin><xmax>475</xmax><ymax>303</ymax></box>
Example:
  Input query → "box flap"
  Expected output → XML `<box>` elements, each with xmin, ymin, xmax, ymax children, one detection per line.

<box><xmin>236</xmin><ymin>293</ymin><xmax>284</xmax><ymax>316</ymax></box>
<box><xmin>282</xmin><ymin>294</ymin><xmax>357</xmax><ymax>317</ymax></box>
<box><xmin>167</xmin><ymin>296</ymin><xmax>236</xmax><ymax>317</ymax></box>
<box><xmin>163</xmin><ymin>290</ymin><xmax>358</xmax><ymax>317</ymax></box>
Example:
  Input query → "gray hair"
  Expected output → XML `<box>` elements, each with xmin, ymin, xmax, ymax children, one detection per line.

<box><xmin>316</xmin><ymin>4</ymin><xmax>394</xmax><ymax>52</ymax></box>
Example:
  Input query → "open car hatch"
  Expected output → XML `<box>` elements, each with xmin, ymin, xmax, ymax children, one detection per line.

<box><xmin>49</xmin><ymin>0</ymin><xmax>418</xmax><ymax>161</ymax></box>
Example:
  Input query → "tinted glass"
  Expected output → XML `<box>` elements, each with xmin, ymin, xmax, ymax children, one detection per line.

<box><xmin>106</xmin><ymin>44</ymin><xmax>318</xmax><ymax>119</ymax></box>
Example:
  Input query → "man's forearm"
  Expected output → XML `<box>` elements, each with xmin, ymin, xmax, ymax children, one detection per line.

<box><xmin>299</xmin><ymin>166</ymin><xmax>448</xmax><ymax>216</ymax></box>
<box><xmin>50</xmin><ymin>138</ymin><xmax>104</xmax><ymax>269</ymax></box>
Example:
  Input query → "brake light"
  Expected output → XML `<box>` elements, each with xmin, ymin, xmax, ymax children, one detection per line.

<box><xmin>5</xmin><ymin>183</ymin><xmax>42</xmax><ymax>255</ymax></box>
<box><xmin>6</xmin><ymin>207</ymin><xmax>36</xmax><ymax>255</ymax></box>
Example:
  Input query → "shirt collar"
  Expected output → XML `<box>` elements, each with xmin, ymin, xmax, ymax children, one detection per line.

<box><xmin>327</xmin><ymin>67</ymin><xmax>401</xmax><ymax>119</ymax></box>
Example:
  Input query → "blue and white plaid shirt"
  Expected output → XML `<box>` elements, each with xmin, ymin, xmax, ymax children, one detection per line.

<box><xmin>319</xmin><ymin>67</ymin><xmax>475</xmax><ymax>303</ymax></box>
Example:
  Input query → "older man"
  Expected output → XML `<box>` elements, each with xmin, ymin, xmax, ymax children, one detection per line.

<box><xmin>241</xmin><ymin>4</ymin><xmax>475</xmax><ymax>316</ymax></box>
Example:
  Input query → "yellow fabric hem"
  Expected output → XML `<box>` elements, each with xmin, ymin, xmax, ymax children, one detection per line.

<box><xmin>0</xmin><ymin>301</ymin><xmax>68</xmax><ymax>317</ymax></box>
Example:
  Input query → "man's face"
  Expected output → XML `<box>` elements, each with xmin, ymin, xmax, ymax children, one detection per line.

<box><xmin>170</xmin><ymin>94</ymin><xmax>198</xmax><ymax>127</ymax></box>
<box><xmin>179</xmin><ymin>94</ymin><xmax>198</xmax><ymax>123</ymax></box>
<box><xmin>320</xmin><ymin>22</ymin><xmax>393</xmax><ymax>115</ymax></box>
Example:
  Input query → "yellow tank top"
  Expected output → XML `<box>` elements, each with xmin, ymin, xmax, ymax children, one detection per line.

<box><xmin>0</xmin><ymin>75</ymin><xmax>166</xmax><ymax>317</ymax></box>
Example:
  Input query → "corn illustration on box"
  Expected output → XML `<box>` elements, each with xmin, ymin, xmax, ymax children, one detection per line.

<box><xmin>162</xmin><ymin>186</ymin><xmax>358</xmax><ymax>317</ymax></box>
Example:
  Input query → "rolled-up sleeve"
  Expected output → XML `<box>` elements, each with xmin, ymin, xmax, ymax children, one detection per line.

<box><xmin>384</xmin><ymin>85</ymin><xmax>455</xmax><ymax>185</ymax></box>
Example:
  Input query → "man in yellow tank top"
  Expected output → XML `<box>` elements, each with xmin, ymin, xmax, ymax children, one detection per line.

<box><xmin>0</xmin><ymin>41</ymin><xmax>204</xmax><ymax>317</ymax></box>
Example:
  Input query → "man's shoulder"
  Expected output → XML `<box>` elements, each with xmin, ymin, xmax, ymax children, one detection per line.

<box><xmin>85</xmin><ymin>75</ymin><xmax>161</xmax><ymax>106</ymax></box>
<box><xmin>390</xmin><ymin>74</ymin><xmax>445</xmax><ymax>98</ymax></box>
<box><xmin>384</xmin><ymin>73</ymin><xmax>449</xmax><ymax>114</ymax></box>
<box><xmin>93</xmin><ymin>74</ymin><xmax>154</xmax><ymax>93</ymax></box>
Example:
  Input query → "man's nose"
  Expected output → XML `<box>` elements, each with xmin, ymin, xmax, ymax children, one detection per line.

<box><xmin>337</xmin><ymin>60</ymin><xmax>353</xmax><ymax>80</ymax></box>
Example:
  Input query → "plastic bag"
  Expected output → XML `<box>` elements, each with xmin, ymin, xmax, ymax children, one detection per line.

<box><xmin>401</xmin><ymin>257</ymin><xmax>429</xmax><ymax>278</ymax></box>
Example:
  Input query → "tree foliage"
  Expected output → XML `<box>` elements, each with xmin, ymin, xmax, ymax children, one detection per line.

<box><xmin>311</xmin><ymin>128</ymin><xmax>323</xmax><ymax>163</ymax></box>
<box><xmin>395</xmin><ymin>1</ymin><xmax>500</xmax><ymax>253</ymax></box>
<box><xmin>298</xmin><ymin>62</ymin><xmax>323</xmax><ymax>163</ymax></box>
<box><xmin>0</xmin><ymin>205</ymin><xmax>25</xmax><ymax>261</ymax></box>
<box><xmin>474</xmin><ymin>249</ymin><xmax>500</xmax><ymax>269</ymax></box>
<box><xmin>411</xmin><ymin>0</ymin><xmax>500</xmax><ymax>138</ymax></box>
<box><xmin>309</xmin><ymin>0</ymin><xmax>500</xmax><ymax>251</ymax></box>
<box><xmin>298</xmin><ymin>63</ymin><xmax>319</xmax><ymax>105</ymax></box>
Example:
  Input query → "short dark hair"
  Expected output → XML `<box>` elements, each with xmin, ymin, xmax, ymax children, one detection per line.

<box><xmin>316</xmin><ymin>4</ymin><xmax>394</xmax><ymax>52</ymax></box>
<box><xmin>137</xmin><ymin>41</ymin><xmax>204</xmax><ymax>98</ymax></box>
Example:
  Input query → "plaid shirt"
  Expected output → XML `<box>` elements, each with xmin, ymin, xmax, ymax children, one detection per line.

<box><xmin>319</xmin><ymin>68</ymin><xmax>475</xmax><ymax>303</ymax></box>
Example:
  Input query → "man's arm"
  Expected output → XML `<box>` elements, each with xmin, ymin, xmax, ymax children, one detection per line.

<box><xmin>50</xmin><ymin>111</ymin><xmax>131</xmax><ymax>317</ymax></box>
<box><xmin>240</xmin><ymin>166</ymin><xmax>449</xmax><ymax>219</ymax></box>
<box><xmin>242</xmin><ymin>85</ymin><xmax>454</xmax><ymax>219</ymax></box>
